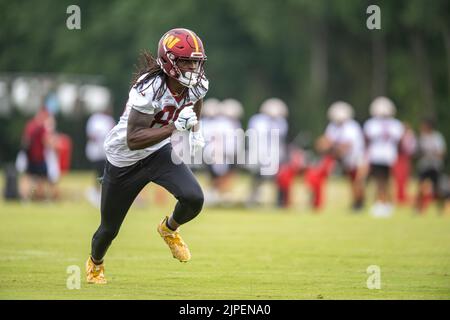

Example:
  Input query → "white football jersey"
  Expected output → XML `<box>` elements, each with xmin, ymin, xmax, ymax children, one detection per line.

<box><xmin>418</xmin><ymin>131</ymin><xmax>446</xmax><ymax>171</ymax></box>
<box><xmin>201</xmin><ymin>115</ymin><xmax>242</xmax><ymax>163</ymax></box>
<box><xmin>325</xmin><ymin>119</ymin><xmax>365</xmax><ymax>170</ymax></box>
<box><xmin>104</xmin><ymin>74</ymin><xmax>209</xmax><ymax>167</ymax></box>
<box><xmin>247</xmin><ymin>113</ymin><xmax>288</xmax><ymax>164</ymax></box>
<box><xmin>85</xmin><ymin>112</ymin><xmax>116</xmax><ymax>162</ymax></box>
<box><xmin>363</xmin><ymin>117</ymin><xmax>404</xmax><ymax>166</ymax></box>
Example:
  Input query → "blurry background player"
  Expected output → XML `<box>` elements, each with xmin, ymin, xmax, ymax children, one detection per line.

<box><xmin>43</xmin><ymin>114</ymin><xmax>62</xmax><ymax>200</ymax></box>
<box><xmin>363</xmin><ymin>96</ymin><xmax>404</xmax><ymax>218</ymax></box>
<box><xmin>18</xmin><ymin>106</ymin><xmax>72</xmax><ymax>202</ymax></box>
<box><xmin>85</xmin><ymin>107</ymin><xmax>116</xmax><ymax>208</ymax></box>
<box><xmin>217</xmin><ymin>98</ymin><xmax>244</xmax><ymax>205</ymax></box>
<box><xmin>20</xmin><ymin>107</ymin><xmax>49</xmax><ymax>200</ymax></box>
<box><xmin>315</xmin><ymin>101</ymin><xmax>366</xmax><ymax>211</ymax></box>
<box><xmin>438</xmin><ymin>174</ymin><xmax>450</xmax><ymax>215</ymax></box>
<box><xmin>246</xmin><ymin>98</ymin><xmax>288</xmax><ymax>207</ymax></box>
<box><xmin>202</xmin><ymin>98</ymin><xmax>244</xmax><ymax>206</ymax></box>
<box><xmin>275</xmin><ymin>145</ymin><xmax>305</xmax><ymax>208</ymax></box>
<box><xmin>392</xmin><ymin>122</ymin><xmax>417</xmax><ymax>205</ymax></box>
<box><xmin>415</xmin><ymin>117</ymin><xmax>447</xmax><ymax>213</ymax></box>
<box><xmin>20</xmin><ymin>107</ymin><xmax>56</xmax><ymax>201</ymax></box>
<box><xmin>86</xmin><ymin>28</ymin><xmax>209</xmax><ymax>284</ymax></box>
<box><xmin>199</xmin><ymin>98</ymin><xmax>221</xmax><ymax>205</ymax></box>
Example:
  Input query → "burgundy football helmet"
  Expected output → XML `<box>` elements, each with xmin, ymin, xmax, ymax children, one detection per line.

<box><xmin>157</xmin><ymin>28</ymin><xmax>207</xmax><ymax>88</ymax></box>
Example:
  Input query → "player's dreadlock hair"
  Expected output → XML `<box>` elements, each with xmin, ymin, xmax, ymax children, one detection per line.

<box><xmin>131</xmin><ymin>50</ymin><xmax>166</xmax><ymax>101</ymax></box>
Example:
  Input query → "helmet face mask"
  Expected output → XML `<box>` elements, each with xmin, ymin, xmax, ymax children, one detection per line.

<box><xmin>157</xmin><ymin>28</ymin><xmax>207</xmax><ymax>88</ymax></box>
<box><xmin>175</xmin><ymin>58</ymin><xmax>205</xmax><ymax>88</ymax></box>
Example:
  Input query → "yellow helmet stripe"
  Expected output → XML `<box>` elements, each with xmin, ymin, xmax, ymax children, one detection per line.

<box><xmin>185</xmin><ymin>29</ymin><xmax>199</xmax><ymax>53</ymax></box>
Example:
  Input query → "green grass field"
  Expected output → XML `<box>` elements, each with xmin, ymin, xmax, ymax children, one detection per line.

<box><xmin>1</xmin><ymin>172</ymin><xmax>449</xmax><ymax>299</ymax></box>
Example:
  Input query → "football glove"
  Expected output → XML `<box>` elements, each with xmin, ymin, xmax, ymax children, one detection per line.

<box><xmin>189</xmin><ymin>130</ymin><xmax>205</xmax><ymax>155</ymax></box>
<box><xmin>174</xmin><ymin>106</ymin><xmax>198</xmax><ymax>131</ymax></box>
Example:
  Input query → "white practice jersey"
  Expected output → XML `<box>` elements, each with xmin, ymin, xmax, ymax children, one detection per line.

<box><xmin>202</xmin><ymin>115</ymin><xmax>243</xmax><ymax>163</ymax></box>
<box><xmin>247</xmin><ymin>113</ymin><xmax>288</xmax><ymax>163</ymax></box>
<box><xmin>104</xmin><ymin>74</ymin><xmax>209</xmax><ymax>167</ymax></box>
<box><xmin>418</xmin><ymin>131</ymin><xmax>447</xmax><ymax>171</ymax></box>
<box><xmin>325</xmin><ymin>119</ymin><xmax>365</xmax><ymax>170</ymax></box>
<box><xmin>363</xmin><ymin>117</ymin><xmax>404</xmax><ymax>166</ymax></box>
<box><xmin>85</xmin><ymin>112</ymin><xmax>116</xmax><ymax>162</ymax></box>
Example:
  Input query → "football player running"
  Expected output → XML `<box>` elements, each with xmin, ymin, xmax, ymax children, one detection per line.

<box><xmin>86</xmin><ymin>28</ymin><xmax>209</xmax><ymax>284</ymax></box>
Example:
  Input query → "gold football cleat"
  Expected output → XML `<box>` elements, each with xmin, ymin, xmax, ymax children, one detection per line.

<box><xmin>86</xmin><ymin>256</ymin><xmax>107</xmax><ymax>284</ymax></box>
<box><xmin>157</xmin><ymin>217</ymin><xmax>191</xmax><ymax>262</ymax></box>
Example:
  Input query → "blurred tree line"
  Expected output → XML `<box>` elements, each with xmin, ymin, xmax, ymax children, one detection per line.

<box><xmin>0</xmin><ymin>0</ymin><xmax>449</xmax><ymax>169</ymax></box>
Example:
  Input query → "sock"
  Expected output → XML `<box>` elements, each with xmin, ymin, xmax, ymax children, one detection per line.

<box><xmin>91</xmin><ymin>256</ymin><xmax>103</xmax><ymax>265</ymax></box>
<box><xmin>165</xmin><ymin>218</ymin><xmax>177</xmax><ymax>231</ymax></box>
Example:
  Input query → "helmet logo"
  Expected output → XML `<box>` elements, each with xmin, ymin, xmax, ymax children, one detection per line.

<box><xmin>163</xmin><ymin>35</ymin><xmax>181</xmax><ymax>49</ymax></box>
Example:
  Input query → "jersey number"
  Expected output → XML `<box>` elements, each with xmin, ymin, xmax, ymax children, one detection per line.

<box><xmin>150</xmin><ymin>105</ymin><xmax>192</xmax><ymax>128</ymax></box>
